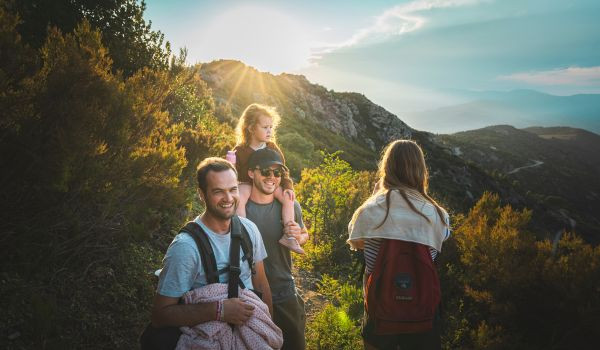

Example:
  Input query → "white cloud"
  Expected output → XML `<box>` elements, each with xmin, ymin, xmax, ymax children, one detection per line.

<box><xmin>312</xmin><ymin>0</ymin><xmax>482</xmax><ymax>57</ymax></box>
<box><xmin>499</xmin><ymin>66</ymin><xmax>600</xmax><ymax>86</ymax></box>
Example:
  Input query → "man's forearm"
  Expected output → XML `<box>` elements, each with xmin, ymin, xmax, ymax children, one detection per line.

<box><xmin>152</xmin><ymin>299</ymin><xmax>217</xmax><ymax>327</ymax></box>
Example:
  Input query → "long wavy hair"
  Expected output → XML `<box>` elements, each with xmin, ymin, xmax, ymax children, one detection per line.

<box><xmin>235</xmin><ymin>103</ymin><xmax>281</xmax><ymax>146</ymax></box>
<box><xmin>373</xmin><ymin>139</ymin><xmax>447</xmax><ymax>228</ymax></box>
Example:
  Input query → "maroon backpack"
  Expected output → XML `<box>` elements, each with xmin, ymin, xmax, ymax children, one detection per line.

<box><xmin>365</xmin><ymin>239</ymin><xmax>440</xmax><ymax>335</ymax></box>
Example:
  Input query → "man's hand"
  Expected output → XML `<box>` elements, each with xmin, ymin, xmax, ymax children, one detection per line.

<box><xmin>284</xmin><ymin>221</ymin><xmax>309</xmax><ymax>245</ymax></box>
<box><xmin>283</xmin><ymin>221</ymin><xmax>301</xmax><ymax>239</ymax></box>
<box><xmin>223</xmin><ymin>298</ymin><xmax>255</xmax><ymax>325</ymax></box>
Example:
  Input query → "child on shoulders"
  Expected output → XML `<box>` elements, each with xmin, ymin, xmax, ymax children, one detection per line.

<box><xmin>228</xmin><ymin>103</ymin><xmax>304</xmax><ymax>254</ymax></box>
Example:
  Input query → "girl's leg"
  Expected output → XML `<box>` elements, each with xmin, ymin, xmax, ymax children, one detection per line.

<box><xmin>274</xmin><ymin>187</ymin><xmax>305</xmax><ymax>254</ymax></box>
<box><xmin>236</xmin><ymin>183</ymin><xmax>252</xmax><ymax>217</ymax></box>
<box><xmin>273</xmin><ymin>186</ymin><xmax>295</xmax><ymax>225</ymax></box>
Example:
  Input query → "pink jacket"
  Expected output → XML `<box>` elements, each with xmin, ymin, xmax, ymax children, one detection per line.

<box><xmin>176</xmin><ymin>283</ymin><xmax>283</xmax><ymax>350</ymax></box>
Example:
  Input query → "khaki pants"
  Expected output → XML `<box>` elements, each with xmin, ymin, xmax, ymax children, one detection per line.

<box><xmin>273</xmin><ymin>294</ymin><xmax>306</xmax><ymax>350</ymax></box>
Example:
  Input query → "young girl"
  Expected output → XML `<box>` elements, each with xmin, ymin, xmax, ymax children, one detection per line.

<box><xmin>229</xmin><ymin>103</ymin><xmax>304</xmax><ymax>254</ymax></box>
<box><xmin>348</xmin><ymin>140</ymin><xmax>450</xmax><ymax>350</ymax></box>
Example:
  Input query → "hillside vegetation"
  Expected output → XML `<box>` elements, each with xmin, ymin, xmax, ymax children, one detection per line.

<box><xmin>1</xmin><ymin>1</ymin><xmax>599</xmax><ymax>349</ymax></box>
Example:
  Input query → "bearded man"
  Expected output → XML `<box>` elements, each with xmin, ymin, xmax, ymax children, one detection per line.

<box><xmin>143</xmin><ymin>157</ymin><xmax>272</xmax><ymax>349</ymax></box>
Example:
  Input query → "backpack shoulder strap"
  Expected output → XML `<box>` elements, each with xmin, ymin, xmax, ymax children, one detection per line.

<box><xmin>180</xmin><ymin>221</ymin><xmax>219</xmax><ymax>284</ymax></box>
<box><xmin>239</xmin><ymin>219</ymin><xmax>255</xmax><ymax>275</ymax></box>
<box><xmin>228</xmin><ymin>216</ymin><xmax>243</xmax><ymax>298</ymax></box>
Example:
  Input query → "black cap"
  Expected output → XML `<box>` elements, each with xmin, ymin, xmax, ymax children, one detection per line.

<box><xmin>248</xmin><ymin>148</ymin><xmax>287</xmax><ymax>170</ymax></box>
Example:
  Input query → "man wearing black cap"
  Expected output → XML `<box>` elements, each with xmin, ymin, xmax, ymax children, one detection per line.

<box><xmin>246</xmin><ymin>148</ymin><xmax>309</xmax><ymax>350</ymax></box>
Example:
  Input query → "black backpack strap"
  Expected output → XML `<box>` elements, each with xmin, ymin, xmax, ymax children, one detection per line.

<box><xmin>180</xmin><ymin>222</ymin><xmax>219</xmax><ymax>284</ymax></box>
<box><xmin>179</xmin><ymin>217</ymin><xmax>254</xmax><ymax>296</ymax></box>
<box><xmin>228</xmin><ymin>216</ymin><xmax>243</xmax><ymax>298</ymax></box>
<box><xmin>239</xmin><ymin>221</ymin><xmax>255</xmax><ymax>276</ymax></box>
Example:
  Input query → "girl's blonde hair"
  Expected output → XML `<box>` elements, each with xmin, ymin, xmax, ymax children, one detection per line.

<box><xmin>374</xmin><ymin>139</ymin><xmax>447</xmax><ymax>228</ymax></box>
<box><xmin>235</xmin><ymin>103</ymin><xmax>281</xmax><ymax>146</ymax></box>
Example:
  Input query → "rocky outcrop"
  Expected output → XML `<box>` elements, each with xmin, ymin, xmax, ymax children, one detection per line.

<box><xmin>199</xmin><ymin>60</ymin><xmax>412</xmax><ymax>151</ymax></box>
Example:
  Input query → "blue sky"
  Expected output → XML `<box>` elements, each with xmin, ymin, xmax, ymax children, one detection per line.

<box><xmin>145</xmin><ymin>0</ymin><xmax>600</xmax><ymax>114</ymax></box>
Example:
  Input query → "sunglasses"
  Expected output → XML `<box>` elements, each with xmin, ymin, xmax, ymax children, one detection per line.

<box><xmin>256</xmin><ymin>168</ymin><xmax>283</xmax><ymax>178</ymax></box>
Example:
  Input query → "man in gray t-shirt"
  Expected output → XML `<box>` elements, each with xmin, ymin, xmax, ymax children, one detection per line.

<box><xmin>246</xmin><ymin>148</ymin><xmax>309</xmax><ymax>350</ymax></box>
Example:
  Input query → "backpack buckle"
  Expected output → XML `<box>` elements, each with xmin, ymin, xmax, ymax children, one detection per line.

<box><xmin>229</xmin><ymin>265</ymin><xmax>241</xmax><ymax>275</ymax></box>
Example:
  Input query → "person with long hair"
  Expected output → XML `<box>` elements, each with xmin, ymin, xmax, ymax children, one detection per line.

<box><xmin>348</xmin><ymin>139</ymin><xmax>450</xmax><ymax>350</ymax></box>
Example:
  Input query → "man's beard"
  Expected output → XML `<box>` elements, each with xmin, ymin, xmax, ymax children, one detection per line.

<box><xmin>206</xmin><ymin>200</ymin><xmax>238</xmax><ymax>220</ymax></box>
<box><xmin>253</xmin><ymin>178</ymin><xmax>278</xmax><ymax>196</ymax></box>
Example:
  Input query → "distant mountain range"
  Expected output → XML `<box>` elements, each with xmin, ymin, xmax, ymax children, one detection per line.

<box><xmin>437</xmin><ymin>125</ymin><xmax>600</xmax><ymax>243</ymax></box>
<box><xmin>405</xmin><ymin>89</ymin><xmax>600</xmax><ymax>134</ymax></box>
<box><xmin>197</xmin><ymin>60</ymin><xmax>600</xmax><ymax>243</ymax></box>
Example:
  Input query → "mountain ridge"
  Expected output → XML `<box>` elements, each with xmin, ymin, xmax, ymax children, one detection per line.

<box><xmin>197</xmin><ymin>59</ymin><xmax>599</xmax><ymax>242</ymax></box>
<box><xmin>405</xmin><ymin>89</ymin><xmax>600</xmax><ymax>134</ymax></box>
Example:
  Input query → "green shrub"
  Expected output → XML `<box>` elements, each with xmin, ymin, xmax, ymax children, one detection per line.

<box><xmin>316</xmin><ymin>274</ymin><xmax>363</xmax><ymax>320</ymax></box>
<box><xmin>306</xmin><ymin>304</ymin><xmax>362</xmax><ymax>350</ymax></box>
<box><xmin>296</xmin><ymin>152</ymin><xmax>374</xmax><ymax>278</ymax></box>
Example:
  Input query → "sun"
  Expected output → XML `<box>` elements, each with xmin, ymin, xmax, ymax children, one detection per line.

<box><xmin>195</xmin><ymin>5</ymin><xmax>312</xmax><ymax>74</ymax></box>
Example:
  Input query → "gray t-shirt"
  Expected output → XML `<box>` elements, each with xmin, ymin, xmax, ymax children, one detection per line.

<box><xmin>246</xmin><ymin>199</ymin><xmax>304</xmax><ymax>303</ymax></box>
<box><xmin>156</xmin><ymin>216</ymin><xmax>267</xmax><ymax>298</ymax></box>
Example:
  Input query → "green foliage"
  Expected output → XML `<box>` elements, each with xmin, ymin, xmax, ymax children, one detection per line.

<box><xmin>316</xmin><ymin>274</ymin><xmax>363</xmax><ymax>320</ymax></box>
<box><xmin>164</xmin><ymin>50</ymin><xmax>215</xmax><ymax>129</ymax></box>
<box><xmin>305</xmin><ymin>275</ymin><xmax>363</xmax><ymax>349</ymax></box>
<box><xmin>11</xmin><ymin>0</ymin><xmax>170</xmax><ymax>76</ymax></box>
<box><xmin>295</xmin><ymin>151</ymin><xmax>375</xmax><ymax>277</ymax></box>
<box><xmin>165</xmin><ymin>52</ymin><xmax>236</xmax><ymax>185</ymax></box>
<box><xmin>440</xmin><ymin>192</ymin><xmax>600</xmax><ymax>349</ymax></box>
<box><xmin>306</xmin><ymin>304</ymin><xmax>362</xmax><ymax>350</ymax></box>
<box><xmin>1</xmin><ymin>18</ymin><xmax>189</xmax><ymax>241</ymax></box>
<box><xmin>294</xmin><ymin>239</ymin><xmax>334</xmax><ymax>273</ymax></box>
<box><xmin>0</xmin><ymin>6</ymin><xmax>229</xmax><ymax>347</ymax></box>
<box><xmin>278</xmin><ymin>131</ymin><xmax>316</xmax><ymax>177</ymax></box>
<box><xmin>0</xmin><ymin>242</ymin><xmax>163</xmax><ymax>349</ymax></box>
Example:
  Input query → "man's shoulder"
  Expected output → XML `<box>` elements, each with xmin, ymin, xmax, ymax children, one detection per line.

<box><xmin>238</xmin><ymin>216</ymin><xmax>266</xmax><ymax>258</ymax></box>
<box><xmin>164</xmin><ymin>232</ymin><xmax>200</xmax><ymax>264</ymax></box>
<box><xmin>169</xmin><ymin>232</ymin><xmax>198</xmax><ymax>250</ymax></box>
<box><xmin>239</xmin><ymin>216</ymin><xmax>259</xmax><ymax>236</ymax></box>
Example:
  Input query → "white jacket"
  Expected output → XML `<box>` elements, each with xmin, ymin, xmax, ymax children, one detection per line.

<box><xmin>347</xmin><ymin>189</ymin><xmax>449</xmax><ymax>252</ymax></box>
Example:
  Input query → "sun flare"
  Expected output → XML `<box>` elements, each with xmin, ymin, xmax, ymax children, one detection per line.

<box><xmin>196</xmin><ymin>5</ymin><xmax>312</xmax><ymax>74</ymax></box>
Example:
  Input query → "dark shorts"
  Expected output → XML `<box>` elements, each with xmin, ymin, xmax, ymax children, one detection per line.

<box><xmin>361</xmin><ymin>310</ymin><xmax>441</xmax><ymax>350</ymax></box>
<box><xmin>273</xmin><ymin>293</ymin><xmax>306</xmax><ymax>350</ymax></box>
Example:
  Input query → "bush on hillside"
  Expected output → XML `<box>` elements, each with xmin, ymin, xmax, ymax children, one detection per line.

<box><xmin>295</xmin><ymin>152</ymin><xmax>374</xmax><ymax>279</ymax></box>
<box><xmin>0</xmin><ymin>8</ymin><xmax>228</xmax><ymax>347</ymax></box>
<box><xmin>306</xmin><ymin>275</ymin><xmax>363</xmax><ymax>350</ymax></box>
<box><xmin>440</xmin><ymin>192</ymin><xmax>600</xmax><ymax>349</ymax></box>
